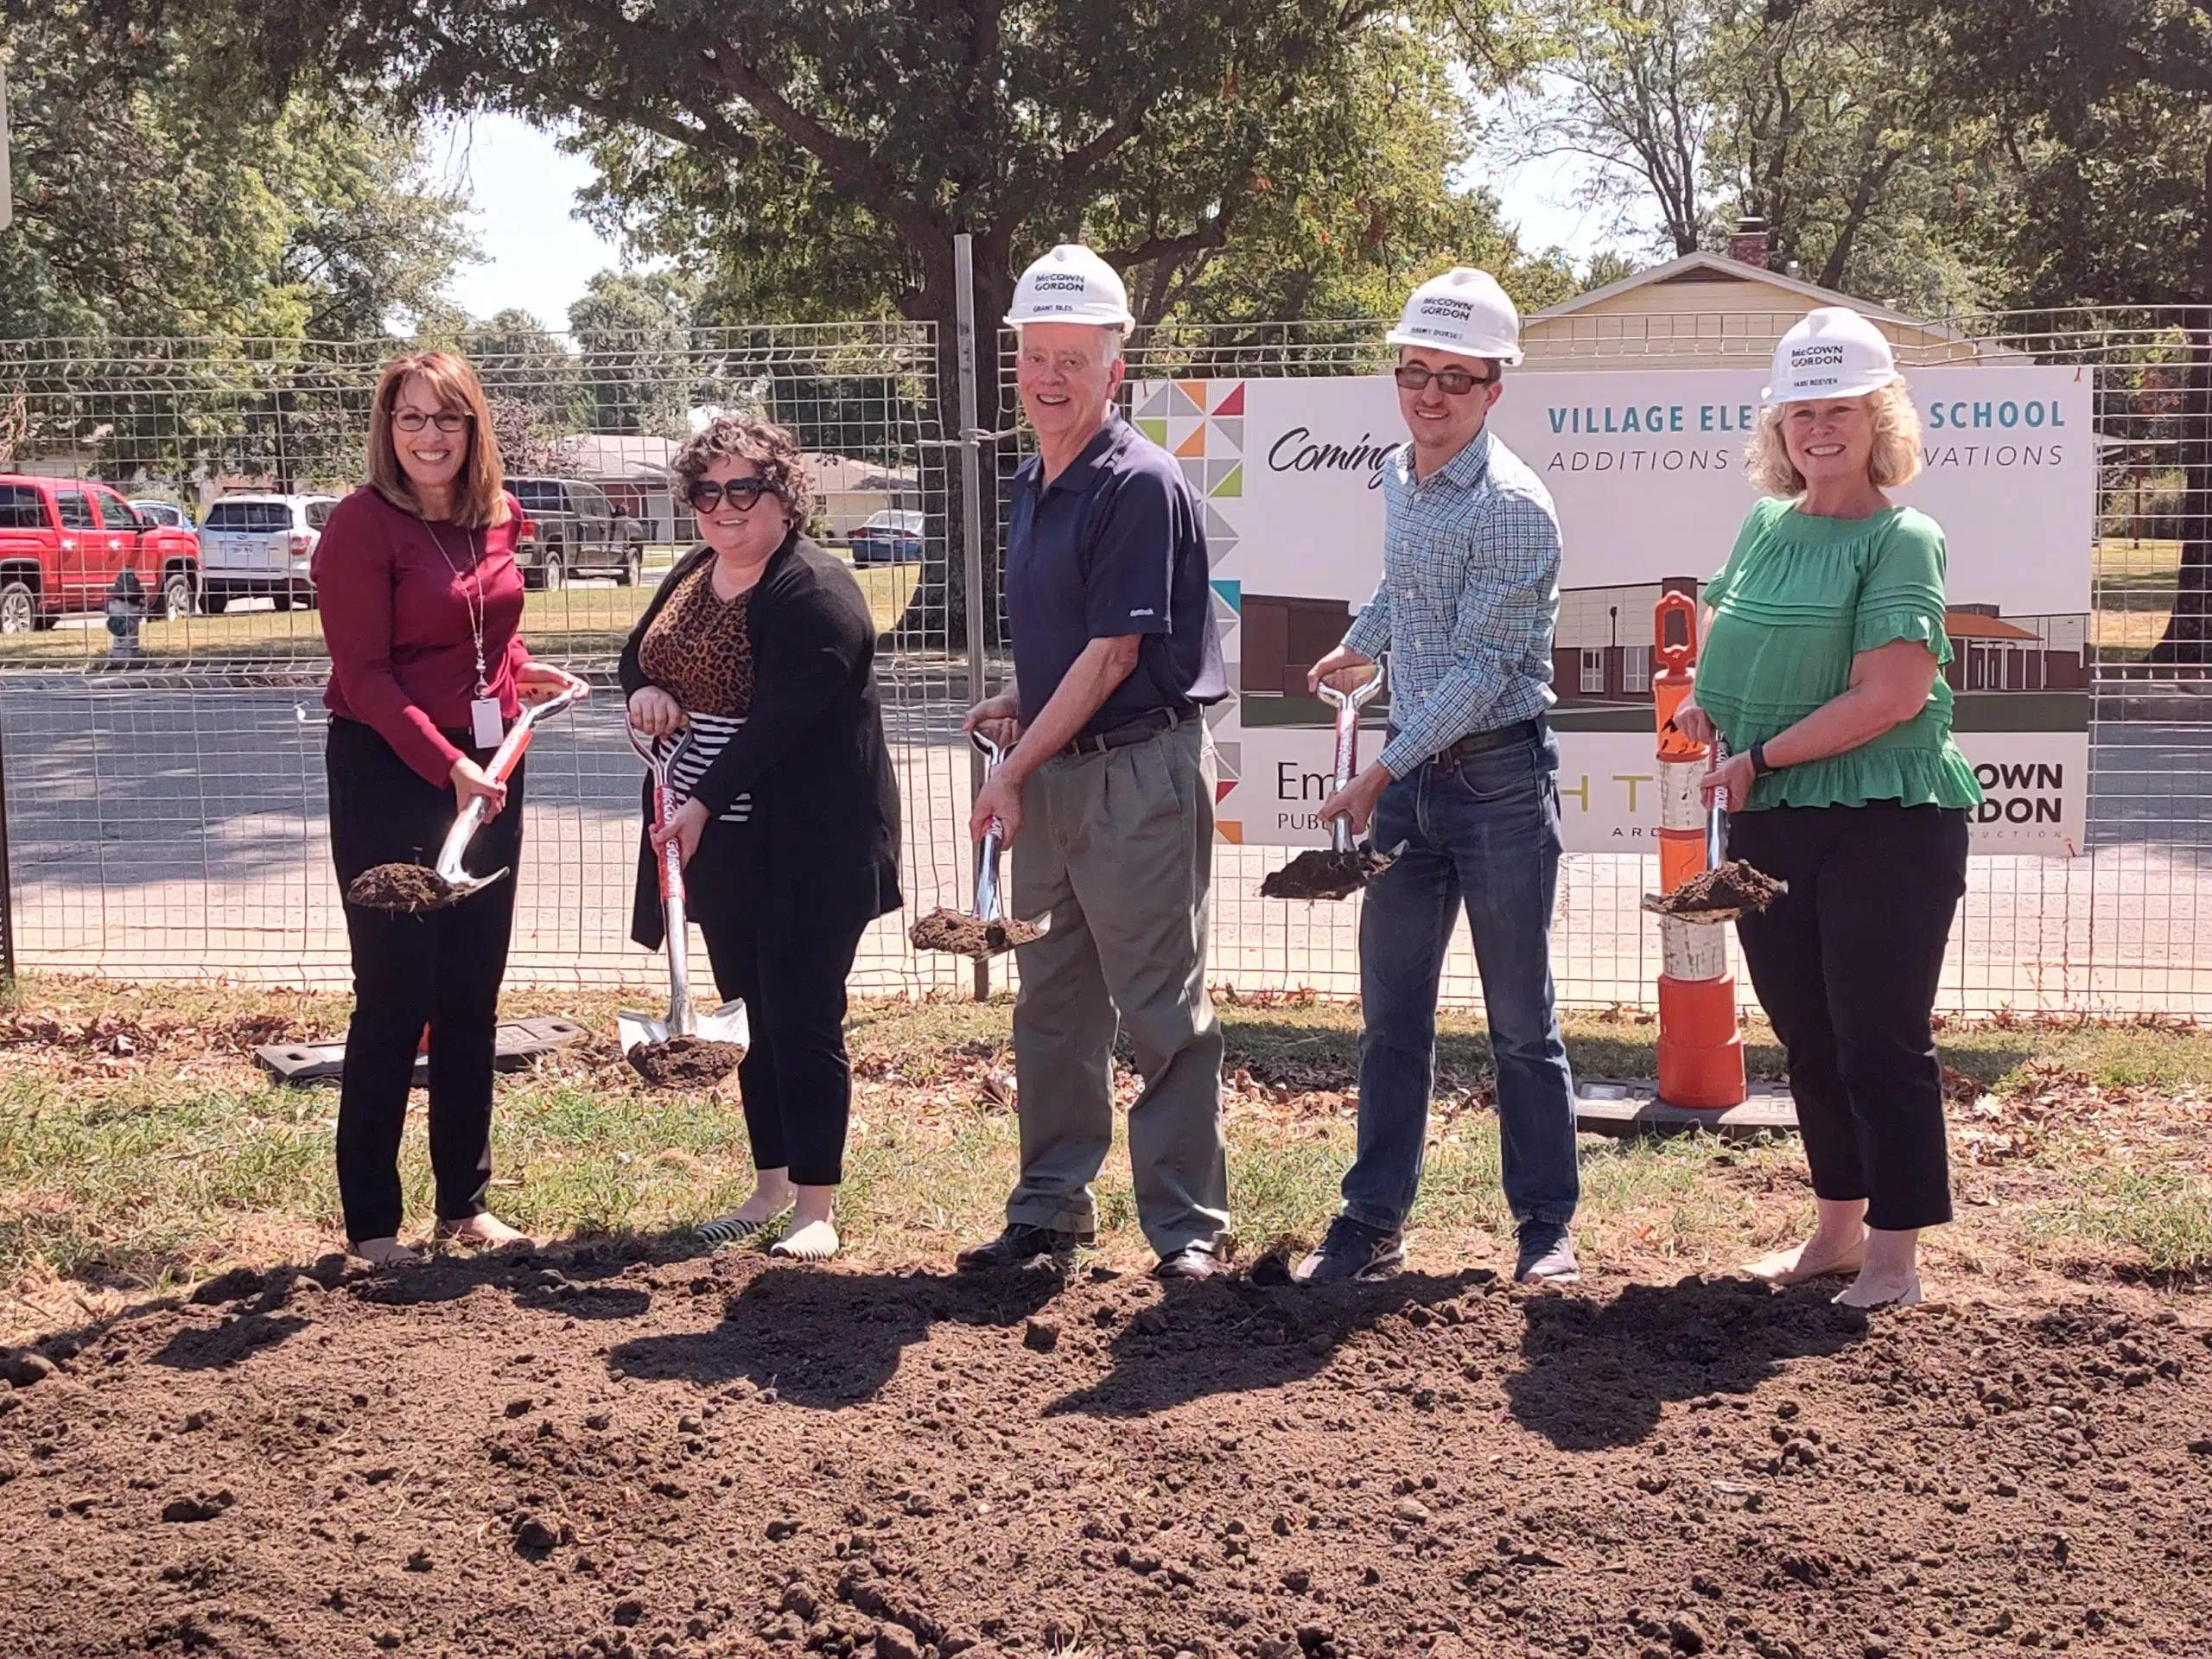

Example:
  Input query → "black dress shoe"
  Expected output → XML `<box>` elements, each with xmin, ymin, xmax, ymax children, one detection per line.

<box><xmin>1153</xmin><ymin>1243</ymin><xmax>1221</xmax><ymax>1281</ymax></box>
<box><xmin>955</xmin><ymin>1222</ymin><xmax>1091</xmax><ymax>1272</ymax></box>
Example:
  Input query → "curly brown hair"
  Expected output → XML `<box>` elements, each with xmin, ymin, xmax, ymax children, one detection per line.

<box><xmin>671</xmin><ymin>413</ymin><xmax>813</xmax><ymax>530</ymax></box>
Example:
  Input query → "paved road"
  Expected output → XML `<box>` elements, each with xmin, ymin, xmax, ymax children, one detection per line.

<box><xmin>3</xmin><ymin>681</ymin><xmax>2209</xmax><ymax>1015</ymax></box>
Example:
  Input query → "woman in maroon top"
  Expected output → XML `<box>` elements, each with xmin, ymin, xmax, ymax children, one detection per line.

<box><xmin>315</xmin><ymin>351</ymin><xmax>587</xmax><ymax>1267</ymax></box>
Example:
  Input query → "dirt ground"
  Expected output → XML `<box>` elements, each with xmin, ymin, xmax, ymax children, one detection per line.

<box><xmin>2</xmin><ymin>1244</ymin><xmax>2207</xmax><ymax>1659</ymax></box>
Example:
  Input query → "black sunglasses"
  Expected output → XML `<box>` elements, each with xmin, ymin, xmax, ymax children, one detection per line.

<box><xmin>1393</xmin><ymin>363</ymin><xmax>1497</xmax><ymax>396</ymax></box>
<box><xmin>685</xmin><ymin>478</ymin><xmax>777</xmax><ymax>512</ymax></box>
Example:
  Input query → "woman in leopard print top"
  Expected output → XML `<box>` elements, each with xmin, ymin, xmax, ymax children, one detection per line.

<box><xmin>618</xmin><ymin>414</ymin><xmax>902</xmax><ymax>1263</ymax></box>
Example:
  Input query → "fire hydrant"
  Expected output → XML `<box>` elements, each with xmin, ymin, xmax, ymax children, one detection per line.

<box><xmin>105</xmin><ymin>568</ymin><xmax>146</xmax><ymax>658</ymax></box>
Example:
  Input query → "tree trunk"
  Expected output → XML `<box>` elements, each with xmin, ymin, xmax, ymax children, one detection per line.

<box><xmin>2148</xmin><ymin>140</ymin><xmax>2212</xmax><ymax>671</ymax></box>
<box><xmin>883</xmin><ymin>234</ymin><xmax>1014</xmax><ymax>658</ymax></box>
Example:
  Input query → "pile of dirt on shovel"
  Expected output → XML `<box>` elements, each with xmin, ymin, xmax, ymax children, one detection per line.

<box><xmin>1260</xmin><ymin>845</ymin><xmax>1395</xmax><ymax>900</ymax></box>
<box><xmin>908</xmin><ymin>907</ymin><xmax>1043</xmax><ymax>958</ymax></box>
<box><xmin>626</xmin><ymin>1036</ymin><xmax>747</xmax><ymax>1088</ymax></box>
<box><xmin>346</xmin><ymin>862</ymin><xmax>452</xmax><ymax>912</ymax></box>
<box><xmin>1643</xmin><ymin>858</ymin><xmax>1787</xmax><ymax>919</ymax></box>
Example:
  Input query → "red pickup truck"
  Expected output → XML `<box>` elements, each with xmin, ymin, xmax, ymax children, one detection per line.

<box><xmin>0</xmin><ymin>475</ymin><xmax>202</xmax><ymax>633</ymax></box>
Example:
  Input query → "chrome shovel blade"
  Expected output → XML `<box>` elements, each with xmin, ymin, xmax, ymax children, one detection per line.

<box><xmin>618</xmin><ymin>1000</ymin><xmax>749</xmax><ymax>1058</ymax></box>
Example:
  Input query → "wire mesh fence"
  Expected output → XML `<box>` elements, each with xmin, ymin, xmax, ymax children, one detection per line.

<box><xmin>0</xmin><ymin>306</ymin><xmax>2208</xmax><ymax>1015</ymax></box>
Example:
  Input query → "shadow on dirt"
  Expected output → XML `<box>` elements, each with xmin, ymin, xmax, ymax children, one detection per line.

<box><xmin>136</xmin><ymin>1238</ymin><xmax>694</xmax><ymax>1372</ymax></box>
<box><xmin>1503</xmin><ymin>1274</ymin><xmax>1867</xmax><ymax>1450</ymax></box>
<box><xmin>1046</xmin><ymin>1269</ymin><xmax>1499</xmax><ymax>1419</ymax></box>
<box><xmin>607</xmin><ymin>1268</ymin><xmax>1063</xmax><ymax>1407</ymax></box>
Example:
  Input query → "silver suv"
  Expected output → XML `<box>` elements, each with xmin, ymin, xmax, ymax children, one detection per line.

<box><xmin>197</xmin><ymin>493</ymin><xmax>340</xmax><ymax>613</ymax></box>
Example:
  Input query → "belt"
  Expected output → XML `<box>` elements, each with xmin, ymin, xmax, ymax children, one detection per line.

<box><xmin>1408</xmin><ymin>717</ymin><xmax>1546</xmax><ymax>771</ymax></box>
<box><xmin>1060</xmin><ymin>707</ymin><xmax>1191</xmax><ymax>760</ymax></box>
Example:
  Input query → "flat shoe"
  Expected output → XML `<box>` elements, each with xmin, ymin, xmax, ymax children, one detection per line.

<box><xmin>769</xmin><ymin>1220</ymin><xmax>839</xmax><ymax>1262</ymax></box>
<box><xmin>1834</xmin><ymin>1275</ymin><xmax>1922</xmax><ymax>1309</ymax></box>
<box><xmin>696</xmin><ymin>1211</ymin><xmax>776</xmax><ymax>1247</ymax></box>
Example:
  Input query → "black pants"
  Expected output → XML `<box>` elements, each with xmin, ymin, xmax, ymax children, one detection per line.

<box><xmin>326</xmin><ymin>716</ymin><xmax>524</xmax><ymax>1243</ymax></box>
<box><xmin>690</xmin><ymin>856</ymin><xmax>866</xmax><ymax>1188</ymax></box>
<box><xmin>1729</xmin><ymin>801</ymin><xmax>1968</xmax><ymax>1232</ymax></box>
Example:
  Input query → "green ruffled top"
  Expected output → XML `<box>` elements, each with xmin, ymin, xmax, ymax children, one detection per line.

<box><xmin>1695</xmin><ymin>497</ymin><xmax>1984</xmax><ymax>813</ymax></box>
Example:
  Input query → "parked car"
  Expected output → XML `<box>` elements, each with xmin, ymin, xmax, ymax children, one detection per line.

<box><xmin>128</xmin><ymin>499</ymin><xmax>194</xmax><ymax>531</ymax></box>
<box><xmin>0</xmin><ymin>474</ymin><xmax>204</xmax><ymax>632</ymax></box>
<box><xmin>847</xmin><ymin>510</ymin><xmax>925</xmax><ymax>566</ymax></box>
<box><xmin>196</xmin><ymin>493</ymin><xmax>339</xmax><ymax>613</ymax></box>
<box><xmin>507</xmin><ymin>476</ymin><xmax>646</xmax><ymax>589</ymax></box>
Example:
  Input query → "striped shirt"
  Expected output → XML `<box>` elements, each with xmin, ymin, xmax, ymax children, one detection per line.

<box><xmin>656</xmin><ymin>716</ymin><xmax>753</xmax><ymax>824</ymax></box>
<box><xmin>1342</xmin><ymin>428</ymin><xmax>1561</xmax><ymax>779</ymax></box>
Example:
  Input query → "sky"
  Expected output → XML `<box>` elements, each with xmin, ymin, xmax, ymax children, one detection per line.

<box><xmin>433</xmin><ymin>112</ymin><xmax>1630</xmax><ymax>331</ymax></box>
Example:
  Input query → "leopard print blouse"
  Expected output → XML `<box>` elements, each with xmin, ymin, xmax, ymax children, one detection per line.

<box><xmin>636</xmin><ymin>560</ymin><xmax>756</xmax><ymax>718</ymax></box>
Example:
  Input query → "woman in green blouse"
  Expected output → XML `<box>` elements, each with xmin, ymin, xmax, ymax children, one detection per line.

<box><xmin>1675</xmin><ymin>308</ymin><xmax>1982</xmax><ymax>1309</ymax></box>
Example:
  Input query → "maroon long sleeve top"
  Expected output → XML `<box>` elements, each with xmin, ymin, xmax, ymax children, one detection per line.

<box><xmin>313</xmin><ymin>486</ymin><xmax>533</xmax><ymax>785</ymax></box>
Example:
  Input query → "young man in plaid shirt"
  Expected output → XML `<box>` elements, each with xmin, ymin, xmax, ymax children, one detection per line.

<box><xmin>1299</xmin><ymin>269</ymin><xmax>1581</xmax><ymax>1287</ymax></box>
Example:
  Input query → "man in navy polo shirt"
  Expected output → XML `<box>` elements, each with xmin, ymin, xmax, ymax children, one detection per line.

<box><xmin>957</xmin><ymin>245</ymin><xmax>1229</xmax><ymax>1281</ymax></box>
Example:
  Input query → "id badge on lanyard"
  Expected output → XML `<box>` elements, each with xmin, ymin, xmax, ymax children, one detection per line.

<box><xmin>470</xmin><ymin>696</ymin><xmax>505</xmax><ymax>749</ymax></box>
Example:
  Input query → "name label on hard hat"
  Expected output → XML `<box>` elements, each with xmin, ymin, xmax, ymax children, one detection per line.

<box><xmin>1035</xmin><ymin>273</ymin><xmax>1088</xmax><ymax>293</ymax></box>
<box><xmin>1420</xmin><ymin>296</ymin><xmax>1475</xmax><ymax>321</ymax></box>
<box><xmin>1789</xmin><ymin>344</ymin><xmax>1847</xmax><ymax>369</ymax></box>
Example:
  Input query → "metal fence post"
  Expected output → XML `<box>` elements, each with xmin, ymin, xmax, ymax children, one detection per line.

<box><xmin>954</xmin><ymin>232</ymin><xmax>991</xmax><ymax>1001</ymax></box>
<box><xmin>0</xmin><ymin>712</ymin><xmax>14</xmax><ymax>982</ymax></box>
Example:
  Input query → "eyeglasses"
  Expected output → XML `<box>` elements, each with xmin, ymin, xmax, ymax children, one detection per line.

<box><xmin>1393</xmin><ymin>364</ymin><xmax>1497</xmax><ymax>396</ymax></box>
<box><xmin>392</xmin><ymin>410</ymin><xmax>473</xmax><ymax>434</ymax></box>
<box><xmin>685</xmin><ymin>478</ymin><xmax>776</xmax><ymax>512</ymax></box>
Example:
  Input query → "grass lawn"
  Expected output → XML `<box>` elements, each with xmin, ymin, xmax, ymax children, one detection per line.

<box><xmin>1</xmin><ymin>973</ymin><xmax>2205</xmax><ymax>1341</ymax></box>
<box><xmin>0</xmin><ymin>555</ymin><xmax>924</xmax><ymax>669</ymax></box>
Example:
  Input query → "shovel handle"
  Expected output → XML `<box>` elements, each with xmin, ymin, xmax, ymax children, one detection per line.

<box><xmin>969</xmin><ymin>729</ymin><xmax>1009</xmax><ymax>923</ymax></box>
<box><xmin>632</xmin><ymin>723</ymin><xmax>697</xmax><ymax>1038</ymax></box>
<box><xmin>1707</xmin><ymin>739</ymin><xmax>1729</xmax><ymax>868</ymax></box>
<box><xmin>1314</xmin><ymin>659</ymin><xmax>1386</xmax><ymax>857</ymax></box>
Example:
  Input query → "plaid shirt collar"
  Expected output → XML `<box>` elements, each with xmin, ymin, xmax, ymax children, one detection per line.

<box><xmin>1394</xmin><ymin>427</ymin><xmax>1496</xmax><ymax>496</ymax></box>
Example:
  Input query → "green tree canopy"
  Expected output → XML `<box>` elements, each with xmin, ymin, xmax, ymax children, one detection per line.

<box><xmin>0</xmin><ymin>0</ymin><xmax>474</xmax><ymax>341</ymax></box>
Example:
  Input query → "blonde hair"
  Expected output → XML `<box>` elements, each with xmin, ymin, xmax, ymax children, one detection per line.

<box><xmin>1744</xmin><ymin>378</ymin><xmax>1923</xmax><ymax>497</ymax></box>
<box><xmin>366</xmin><ymin>351</ymin><xmax>509</xmax><ymax>528</ymax></box>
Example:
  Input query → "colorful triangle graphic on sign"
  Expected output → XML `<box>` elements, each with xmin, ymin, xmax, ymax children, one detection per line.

<box><xmin>1216</xmin><ymin>779</ymin><xmax>1237</xmax><ymax>804</ymax></box>
<box><xmin>1136</xmin><ymin>384</ymin><xmax>1174</xmax><ymax>417</ymax></box>
<box><xmin>1171</xmin><ymin>382</ymin><xmax>1205</xmax><ymax>417</ymax></box>
<box><xmin>1210</xmin><ymin>417</ymin><xmax>1243</xmax><ymax>451</ymax></box>
<box><xmin>1173</xmin><ymin>425</ymin><xmax>1209</xmax><ymax>459</ymax></box>
<box><xmin>1215</xmin><ymin>821</ymin><xmax>1243</xmax><ymax>844</ymax></box>
<box><xmin>1136</xmin><ymin>417</ymin><xmax>1168</xmax><ymax>446</ymax></box>
<box><xmin>1212</xmin><ymin>384</ymin><xmax>1246</xmax><ymax>416</ymax></box>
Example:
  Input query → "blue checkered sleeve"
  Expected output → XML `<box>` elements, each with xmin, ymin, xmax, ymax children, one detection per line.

<box><xmin>1344</xmin><ymin>575</ymin><xmax>1392</xmax><ymax>661</ymax></box>
<box><xmin>1373</xmin><ymin>488</ymin><xmax>1560</xmax><ymax>780</ymax></box>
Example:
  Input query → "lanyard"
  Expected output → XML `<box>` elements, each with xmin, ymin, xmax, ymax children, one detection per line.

<box><xmin>424</xmin><ymin>521</ymin><xmax>490</xmax><ymax>698</ymax></box>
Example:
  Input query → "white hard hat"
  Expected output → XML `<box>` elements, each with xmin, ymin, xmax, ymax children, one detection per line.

<box><xmin>1763</xmin><ymin>307</ymin><xmax>1898</xmax><ymax>404</ymax></box>
<box><xmin>1385</xmin><ymin>267</ymin><xmax>1523</xmax><ymax>366</ymax></box>
<box><xmin>1004</xmin><ymin>245</ymin><xmax>1135</xmax><ymax>328</ymax></box>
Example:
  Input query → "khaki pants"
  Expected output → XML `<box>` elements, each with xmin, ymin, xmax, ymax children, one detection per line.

<box><xmin>1007</xmin><ymin>717</ymin><xmax>1228</xmax><ymax>1256</ymax></box>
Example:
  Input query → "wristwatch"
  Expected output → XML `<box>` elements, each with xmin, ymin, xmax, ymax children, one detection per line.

<box><xmin>1749</xmin><ymin>741</ymin><xmax>1776</xmax><ymax>779</ymax></box>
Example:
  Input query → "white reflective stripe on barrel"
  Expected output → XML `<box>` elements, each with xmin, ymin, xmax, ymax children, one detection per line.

<box><xmin>1658</xmin><ymin>758</ymin><xmax>1705</xmax><ymax>831</ymax></box>
<box><xmin>1661</xmin><ymin>914</ymin><xmax>1728</xmax><ymax>980</ymax></box>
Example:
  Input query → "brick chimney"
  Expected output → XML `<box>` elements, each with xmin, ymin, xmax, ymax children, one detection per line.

<box><xmin>1729</xmin><ymin>216</ymin><xmax>1770</xmax><ymax>269</ymax></box>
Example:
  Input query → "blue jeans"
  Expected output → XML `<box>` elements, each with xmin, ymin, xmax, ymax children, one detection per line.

<box><xmin>1342</xmin><ymin>730</ymin><xmax>1579</xmax><ymax>1236</ymax></box>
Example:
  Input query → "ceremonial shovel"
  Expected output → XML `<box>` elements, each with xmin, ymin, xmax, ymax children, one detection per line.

<box><xmin>909</xmin><ymin>731</ymin><xmax>1051</xmax><ymax>959</ymax></box>
<box><xmin>1640</xmin><ymin>740</ymin><xmax>1787</xmax><ymax>923</ymax></box>
<box><xmin>618</xmin><ymin>723</ymin><xmax>750</xmax><ymax>1086</ymax></box>
<box><xmin>1260</xmin><ymin>661</ymin><xmax>1402</xmax><ymax>901</ymax></box>
<box><xmin>346</xmin><ymin>683</ymin><xmax>588</xmax><ymax>914</ymax></box>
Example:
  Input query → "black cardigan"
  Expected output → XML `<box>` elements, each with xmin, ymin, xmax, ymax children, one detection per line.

<box><xmin>620</xmin><ymin>532</ymin><xmax>902</xmax><ymax>949</ymax></box>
